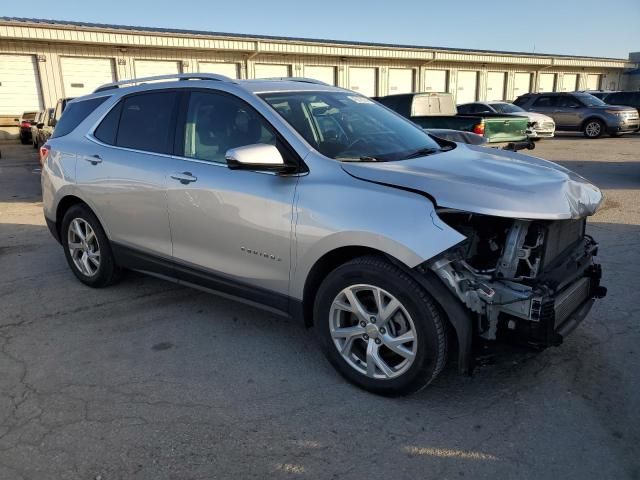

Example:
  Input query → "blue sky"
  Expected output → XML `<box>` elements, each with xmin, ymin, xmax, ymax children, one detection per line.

<box><xmin>3</xmin><ymin>0</ymin><xmax>639</xmax><ymax>59</ymax></box>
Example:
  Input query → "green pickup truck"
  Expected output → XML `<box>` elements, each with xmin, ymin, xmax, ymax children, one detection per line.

<box><xmin>374</xmin><ymin>92</ymin><xmax>529</xmax><ymax>146</ymax></box>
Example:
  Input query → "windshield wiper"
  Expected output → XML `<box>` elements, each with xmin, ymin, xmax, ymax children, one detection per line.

<box><xmin>338</xmin><ymin>156</ymin><xmax>381</xmax><ymax>162</ymax></box>
<box><xmin>402</xmin><ymin>147</ymin><xmax>441</xmax><ymax>160</ymax></box>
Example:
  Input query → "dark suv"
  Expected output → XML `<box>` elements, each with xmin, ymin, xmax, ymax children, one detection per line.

<box><xmin>514</xmin><ymin>92</ymin><xmax>639</xmax><ymax>138</ymax></box>
<box><xmin>602</xmin><ymin>91</ymin><xmax>640</xmax><ymax>118</ymax></box>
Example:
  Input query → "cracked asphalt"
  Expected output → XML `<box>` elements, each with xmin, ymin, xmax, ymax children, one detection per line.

<box><xmin>0</xmin><ymin>134</ymin><xmax>639</xmax><ymax>479</ymax></box>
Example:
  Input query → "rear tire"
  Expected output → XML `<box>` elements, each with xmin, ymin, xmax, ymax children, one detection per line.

<box><xmin>313</xmin><ymin>255</ymin><xmax>447</xmax><ymax>396</ymax></box>
<box><xmin>583</xmin><ymin>119</ymin><xmax>605</xmax><ymax>138</ymax></box>
<box><xmin>61</xmin><ymin>204</ymin><xmax>120</xmax><ymax>288</ymax></box>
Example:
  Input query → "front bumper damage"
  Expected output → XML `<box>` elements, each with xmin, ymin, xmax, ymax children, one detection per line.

<box><xmin>417</xmin><ymin>215</ymin><xmax>606</xmax><ymax>373</ymax></box>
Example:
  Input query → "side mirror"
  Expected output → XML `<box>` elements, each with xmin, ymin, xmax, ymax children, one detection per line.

<box><xmin>225</xmin><ymin>143</ymin><xmax>289</xmax><ymax>172</ymax></box>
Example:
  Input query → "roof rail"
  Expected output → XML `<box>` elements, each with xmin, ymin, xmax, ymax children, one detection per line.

<box><xmin>260</xmin><ymin>77</ymin><xmax>330</xmax><ymax>86</ymax></box>
<box><xmin>93</xmin><ymin>73</ymin><xmax>232</xmax><ymax>92</ymax></box>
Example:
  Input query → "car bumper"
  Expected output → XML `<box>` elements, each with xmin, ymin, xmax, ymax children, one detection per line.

<box><xmin>526</xmin><ymin>129</ymin><xmax>555</xmax><ymax>138</ymax></box>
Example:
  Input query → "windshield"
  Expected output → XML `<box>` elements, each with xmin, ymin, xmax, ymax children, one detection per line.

<box><xmin>259</xmin><ymin>91</ymin><xmax>443</xmax><ymax>161</ymax></box>
<box><xmin>491</xmin><ymin>103</ymin><xmax>526</xmax><ymax>114</ymax></box>
<box><xmin>575</xmin><ymin>93</ymin><xmax>607</xmax><ymax>107</ymax></box>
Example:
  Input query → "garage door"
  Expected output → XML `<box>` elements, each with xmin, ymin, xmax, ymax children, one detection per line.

<box><xmin>349</xmin><ymin>67</ymin><xmax>377</xmax><ymax>97</ymax></box>
<box><xmin>199</xmin><ymin>62</ymin><xmax>239</xmax><ymax>79</ymax></box>
<box><xmin>254</xmin><ymin>64</ymin><xmax>291</xmax><ymax>78</ymax></box>
<box><xmin>561</xmin><ymin>74</ymin><xmax>578</xmax><ymax>92</ymax></box>
<box><xmin>513</xmin><ymin>73</ymin><xmax>532</xmax><ymax>100</ymax></box>
<box><xmin>61</xmin><ymin>57</ymin><xmax>116</xmax><ymax>97</ymax></box>
<box><xmin>456</xmin><ymin>71</ymin><xmax>478</xmax><ymax>104</ymax></box>
<box><xmin>0</xmin><ymin>54</ymin><xmax>43</xmax><ymax>115</ymax></box>
<box><xmin>134</xmin><ymin>60</ymin><xmax>181</xmax><ymax>79</ymax></box>
<box><xmin>586</xmin><ymin>74</ymin><xmax>601</xmax><ymax>91</ymax></box>
<box><xmin>303</xmin><ymin>65</ymin><xmax>336</xmax><ymax>85</ymax></box>
<box><xmin>424</xmin><ymin>70</ymin><xmax>448</xmax><ymax>92</ymax></box>
<box><xmin>538</xmin><ymin>73</ymin><xmax>556</xmax><ymax>92</ymax></box>
<box><xmin>388</xmin><ymin>69</ymin><xmax>414</xmax><ymax>95</ymax></box>
<box><xmin>486</xmin><ymin>72</ymin><xmax>506</xmax><ymax>101</ymax></box>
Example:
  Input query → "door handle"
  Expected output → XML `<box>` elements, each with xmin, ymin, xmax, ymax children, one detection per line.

<box><xmin>84</xmin><ymin>154</ymin><xmax>102</xmax><ymax>165</ymax></box>
<box><xmin>170</xmin><ymin>172</ymin><xmax>198</xmax><ymax>184</ymax></box>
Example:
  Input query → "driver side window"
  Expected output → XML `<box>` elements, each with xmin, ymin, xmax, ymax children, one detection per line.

<box><xmin>183</xmin><ymin>91</ymin><xmax>276</xmax><ymax>164</ymax></box>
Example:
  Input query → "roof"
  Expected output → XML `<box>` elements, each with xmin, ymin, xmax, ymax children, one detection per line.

<box><xmin>0</xmin><ymin>16</ymin><xmax>629</xmax><ymax>63</ymax></box>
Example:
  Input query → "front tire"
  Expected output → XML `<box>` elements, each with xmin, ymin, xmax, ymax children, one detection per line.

<box><xmin>61</xmin><ymin>204</ymin><xmax>120</xmax><ymax>288</ymax></box>
<box><xmin>583</xmin><ymin>119</ymin><xmax>605</xmax><ymax>138</ymax></box>
<box><xmin>313</xmin><ymin>256</ymin><xmax>447</xmax><ymax>396</ymax></box>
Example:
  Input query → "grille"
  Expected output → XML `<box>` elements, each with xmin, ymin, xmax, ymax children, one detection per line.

<box><xmin>539</xmin><ymin>121</ymin><xmax>555</xmax><ymax>129</ymax></box>
<box><xmin>542</xmin><ymin>219</ymin><xmax>585</xmax><ymax>269</ymax></box>
<box><xmin>554</xmin><ymin>277</ymin><xmax>590</xmax><ymax>325</ymax></box>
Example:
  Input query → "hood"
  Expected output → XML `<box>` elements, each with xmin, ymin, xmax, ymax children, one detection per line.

<box><xmin>341</xmin><ymin>144</ymin><xmax>603</xmax><ymax>220</ymax></box>
<box><xmin>591</xmin><ymin>105</ymin><xmax>635</xmax><ymax>112</ymax></box>
<box><xmin>505</xmin><ymin>111</ymin><xmax>554</xmax><ymax>123</ymax></box>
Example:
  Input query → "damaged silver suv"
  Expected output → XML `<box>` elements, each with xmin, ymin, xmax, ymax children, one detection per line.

<box><xmin>41</xmin><ymin>74</ymin><xmax>606</xmax><ymax>395</ymax></box>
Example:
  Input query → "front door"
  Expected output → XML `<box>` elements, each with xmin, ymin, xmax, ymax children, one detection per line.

<box><xmin>166</xmin><ymin>90</ymin><xmax>298</xmax><ymax>310</ymax></box>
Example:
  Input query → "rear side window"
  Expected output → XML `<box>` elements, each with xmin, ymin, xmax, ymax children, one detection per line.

<box><xmin>115</xmin><ymin>92</ymin><xmax>178</xmax><ymax>154</ymax></box>
<box><xmin>532</xmin><ymin>96</ymin><xmax>557</xmax><ymax>108</ymax></box>
<box><xmin>51</xmin><ymin>97</ymin><xmax>108</xmax><ymax>139</ymax></box>
<box><xmin>94</xmin><ymin>102</ymin><xmax>122</xmax><ymax>145</ymax></box>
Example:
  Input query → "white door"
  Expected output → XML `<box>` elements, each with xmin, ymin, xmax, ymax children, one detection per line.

<box><xmin>538</xmin><ymin>73</ymin><xmax>556</xmax><ymax>92</ymax></box>
<box><xmin>199</xmin><ymin>62</ymin><xmax>239</xmax><ymax>79</ymax></box>
<box><xmin>561</xmin><ymin>74</ymin><xmax>578</xmax><ymax>92</ymax></box>
<box><xmin>60</xmin><ymin>57</ymin><xmax>116</xmax><ymax>97</ymax></box>
<box><xmin>456</xmin><ymin>71</ymin><xmax>478</xmax><ymax>104</ymax></box>
<box><xmin>586</xmin><ymin>74</ymin><xmax>601</xmax><ymax>91</ymax></box>
<box><xmin>254</xmin><ymin>64</ymin><xmax>290</xmax><ymax>78</ymax></box>
<box><xmin>134</xmin><ymin>60</ymin><xmax>181</xmax><ymax>78</ymax></box>
<box><xmin>512</xmin><ymin>73</ymin><xmax>532</xmax><ymax>100</ymax></box>
<box><xmin>304</xmin><ymin>65</ymin><xmax>336</xmax><ymax>85</ymax></box>
<box><xmin>486</xmin><ymin>72</ymin><xmax>506</xmax><ymax>101</ymax></box>
<box><xmin>388</xmin><ymin>68</ymin><xmax>414</xmax><ymax>95</ymax></box>
<box><xmin>424</xmin><ymin>70</ymin><xmax>448</xmax><ymax>93</ymax></box>
<box><xmin>349</xmin><ymin>67</ymin><xmax>377</xmax><ymax>97</ymax></box>
<box><xmin>0</xmin><ymin>54</ymin><xmax>43</xmax><ymax>115</ymax></box>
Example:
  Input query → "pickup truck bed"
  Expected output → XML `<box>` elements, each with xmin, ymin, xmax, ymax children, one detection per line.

<box><xmin>374</xmin><ymin>93</ymin><xmax>528</xmax><ymax>145</ymax></box>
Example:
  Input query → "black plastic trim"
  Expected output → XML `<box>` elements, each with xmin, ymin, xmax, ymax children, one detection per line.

<box><xmin>111</xmin><ymin>242</ymin><xmax>293</xmax><ymax>316</ymax></box>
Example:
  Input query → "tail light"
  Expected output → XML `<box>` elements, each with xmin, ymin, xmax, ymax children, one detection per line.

<box><xmin>39</xmin><ymin>144</ymin><xmax>50</xmax><ymax>166</ymax></box>
<box><xmin>472</xmin><ymin>122</ymin><xmax>485</xmax><ymax>136</ymax></box>
<box><xmin>21</xmin><ymin>121</ymin><xmax>31</xmax><ymax>128</ymax></box>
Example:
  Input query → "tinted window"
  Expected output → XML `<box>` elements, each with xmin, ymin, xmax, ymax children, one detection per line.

<box><xmin>51</xmin><ymin>96</ymin><xmax>108</xmax><ymax>139</ymax></box>
<box><xmin>573</xmin><ymin>93</ymin><xmax>606</xmax><ymax>107</ymax></box>
<box><xmin>116</xmin><ymin>92</ymin><xmax>178</xmax><ymax>154</ymax></box>
<box><xmin>512</xmin><ymin>96</ymin><xmax>530</xmax><ymax>107</ymax></box>
<box><xmin>182</xmin><ymin>91</ymin><xmax>276</xmax><ymax>164</ymax></box>
<box><xmin>492</xmin><ymin>103</ymin><xmax>525</xmax><ymax>114</ymax></box>
<box><xmin>456</xmin><ymin>104</ymin><xmax>474</xmax><ymax>114</ymax></box>
<box><xmin>557</xmin><ymin>96</ymin><xmax>583</xmax><ymax>108</ymax></box>
<box><xmin>607</xmin><ymin>92</ymin><xmax>636</xmax><ymax>106</ymax></box>
<box><xmin>532</xmin><ymin>96</ymin><xmax>557</xmax><ymax>108</ymax></box>
<box><xmin>94</xmin><ymin>102</ymin><xmax>122</xmax><ymax>145</ymax></box>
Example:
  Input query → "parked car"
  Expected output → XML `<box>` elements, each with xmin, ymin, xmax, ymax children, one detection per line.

<box><xmin>457</xmin><ymin>101</ymin><xmax>555</xmax><ymax>140</ymax></box>
<box><xmin>374</xmin><ymin>92</ymin><xmax>529</xmax><ymax>146</ymax></box>
<box><xmin>513</xmin><ymin>92</ymin><xmax>639</xmax><ymax>138</ymax></box>
<box><xmin>37</xmin><ymin>98</ymin><xmax>73</xmax><ymax>164</ymax></box>
<box><xmin>19</xmin><ymin>111</ymin><xmax>38</xmax><ymax>144</ymax></box>
<box><xmin>30</xmin><ymin>110</ymin><xmax>47</xmax><ymax>148</ymax></box>
<box><xmin>600</xmin><ymin>91</ymin><xmax>640</xmax><ymax>119</ymax></box>
<box><xmin>42</xmin><ymin>74</ymin><xmax>606</xmax><ymax>396</ymax></box>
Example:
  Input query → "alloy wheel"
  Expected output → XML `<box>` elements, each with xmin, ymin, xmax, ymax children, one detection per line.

<box><xmin>67</xmin><ymin>218</ymin><xmax>101</xmax><ymax>277</ymax></box>
<box><xmin>329</xmin><ymin>284</ymin><xmax>418</xmax><ymax>380</ymax></box>
<box><xmin>585</xmin><ymin>121</ymin><xmax>602</xmax><ymax>137</ymax></box>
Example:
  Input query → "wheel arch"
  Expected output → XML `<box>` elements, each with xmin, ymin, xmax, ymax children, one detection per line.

<box><xmin>579</xmin><ymin>116</ymin><xmax>605</xmax><ymax>132</ymax></box>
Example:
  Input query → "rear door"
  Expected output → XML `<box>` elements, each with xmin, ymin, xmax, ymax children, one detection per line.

<box><xmin>79</xmin><ymin>90</ymin><xmax>179</xmax><ymax>260</ymax></box>
<box><xmin>165</xmin><ymin>89</ymin><xmax>298</xmax><ymax>306</ymax></box>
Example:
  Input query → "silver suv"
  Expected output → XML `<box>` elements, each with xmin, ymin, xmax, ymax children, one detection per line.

<box><xmin>513</xmin><ymin>92</ymin><xmax>639</xmax><ymax>138</ymax></box>
<box><xmin>42</xmin><ymin>74</ymin><xmax>606</xmax><ymax>395</ymax></box>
